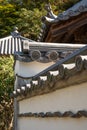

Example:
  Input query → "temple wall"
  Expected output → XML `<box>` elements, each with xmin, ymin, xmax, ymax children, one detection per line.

<box><xmin>18</xmin><ymin>117</ymin><xmax>87</xmax><ymax>130</ymax></box>
<box><xmin>14</xmin><ymin>60</ymin><xmax>54</xmax><ymax>77</ymax></box>
<box><xmin>17</xmin><ymin>82</ymin><xmax>87</xmax><ymax>130</ymax></box>
<box><xmin>19</xmin><ymin>82</ymin><xmax>87</xmax><ymax>113</ymax></box>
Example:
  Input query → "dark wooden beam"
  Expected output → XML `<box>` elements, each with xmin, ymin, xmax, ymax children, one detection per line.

<box><xmin>51</xmin><ymin>12</ymin><xmax>87</xmax><ymax>32</ymax></box>
<box><xmin>52</xmin><ymin>18</ymin><xmax>87</xmax><ymax>38</ymax></box>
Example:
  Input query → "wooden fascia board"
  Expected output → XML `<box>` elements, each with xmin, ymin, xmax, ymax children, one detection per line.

<box><xmin>45</xmin><ymin>13</ymin><xmax>87</xmax><ymax>42</ymax></box>
<box><xmin>51</xmin><ymin>12</ymin><xmax>87</xmax><ymax>31</ymax></box>
<box><xmin>52</xmin><ymin>15</ymin><xmax>87</xmax><ymax>38</ymax></box>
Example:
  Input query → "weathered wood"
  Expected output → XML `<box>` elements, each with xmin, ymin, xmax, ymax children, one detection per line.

<box><xmin>52</xmin><ymin>17</ymin><xmax>87</xmax><ymax>38</ymax></box>
<box><xmin>51</xmin><ymin>12</ymin><xmax>87</xmax><ymax>32</ymax></box>
<box><xmin>45</xmin><ymin>31</ymin><xmax>52</xmax><ymax>42</ymax></box>
<box><xmin>45</xmin><ymin>13</ymin><xmax>87</xmax><ymax>42</ymax></box>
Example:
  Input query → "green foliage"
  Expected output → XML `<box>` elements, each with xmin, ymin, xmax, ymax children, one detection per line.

<box><xmin>0</xmin><ymin>0</ymin><xmax>80</xmax><ymax>39</ymax></box>
<box><xmin>0</xmin><ymin>3</ymin><xmax>19</xmax><ymax>38</ymax></box>
<box><xmin>17</xmin><ymin>8</ymin><xmax>44</xmax><ymax>40</ymax></box>
<box><xmin>0</xmin><ymin>56</ymin><xmax>14</xmax><ymax>98</ymax></box>
<box><xmin>0</xmin><ymin>56</ymin><xmax>14</xmax><ymax>130</ymax></box>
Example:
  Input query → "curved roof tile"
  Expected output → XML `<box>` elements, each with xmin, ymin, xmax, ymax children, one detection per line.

<box><xmin>37</xmin><ymin>0</ymin><xmax>87</xmax><ymax>42</ymax></box>
<box><xmin>0</xmin><ymin>32</ymin><xmax>34</xmax><ymax>55</ymax></box>
<box><xmin>11</xmin><ymin>45</ymin><xmax>87</xmax><ymax>98</ymax></box>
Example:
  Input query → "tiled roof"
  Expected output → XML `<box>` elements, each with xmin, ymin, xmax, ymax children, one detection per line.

<box><xmin>15</xmin><ymin>41</ymin><xmax>85</xmax><ymax>62</ymax></box>
<box><xmin>37</xmin><ymin>0</ymin><xmax>87</xmax><ymax>42</ymax></box>
<box><xmin>1</xmin><ymin>27</ymin><xmax>85</xmax><ymax>63</ymax></box>
<box><xmin>12</xmin><ymin>45</ymin><xmax>87</xmax><ymax>99</ymax></box>
<box><xmin>0</xmin><ymin>29</ymin><xmax>34</xmax><ymax>55</ymax></box>
<box><xmin>0</xmin><ymin>35</ymin><xmax>22</xmax><ymax>55</ymax></box>
<box><xmin>0</xmin><ymin>27</ymin><xmax>84</xmax><ymax>62</ymax></box>
<box><xmin>57</xmin><ymin>0</ymin><xmax>87</xmax><ymax>20</ymax></box>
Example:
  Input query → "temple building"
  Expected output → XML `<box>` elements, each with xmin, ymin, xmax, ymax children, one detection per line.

<box><xmin>0</xmin><ymin>0</ymin><xmax>87</xmax><ymax>130</ymax></box>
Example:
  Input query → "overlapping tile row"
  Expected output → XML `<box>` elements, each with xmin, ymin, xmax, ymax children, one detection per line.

<box><xmin>37</xmin><ymin>0</ymin><xmax>87</xmax><ymax>42</ymax></box>
<box><xmin>0</xmin><ymin>36</ymin><xmax>22</xmax><ymax>55</ymax></box>
<box><xmin>0</xmin><ymin>35</ymin><xmax>34</xmax><ymax>55</ymax></box>
<box><xmin>12</xmin><ymin>47</ymin><xmax>87</xmax><ymax>99</ymax></box>
<box><xmin>21</xmin><ymin>41</ymin><xmax>86</xmax><ymax>62</ymax></box>
<box><xmin>18</xmin><ymin>110</ymin><xmax>87</xmax><ymax>118</ymax></box>
<box><xmin>56</xmin><ymin>0</ymin><xmax>87</xmax><ymax>22</ymax></box>
<box><xmin>1</xmin><ymin>33</ymin><xmax>82</xmax><ymax>61</ymax></box>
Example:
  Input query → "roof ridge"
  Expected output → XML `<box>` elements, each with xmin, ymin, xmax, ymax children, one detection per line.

<box><xmin>32</xmin><ymin>45</ymin><xmax>87</xmax><ymax>80</ymax></box>
<box><xmin>37</xmin><ymin>0</ymin><xmax>87</xmax><ymax>42</ymax></box>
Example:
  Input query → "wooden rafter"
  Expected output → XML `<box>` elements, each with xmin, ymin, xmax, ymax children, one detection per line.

<box><xmin>45</xmin><ymin>12</ymin><xmax>87</xmax><ymax>43</ymax></box>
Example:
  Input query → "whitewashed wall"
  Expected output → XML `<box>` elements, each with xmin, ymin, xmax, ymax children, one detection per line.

<box><xmin>15</xmin><ymin>60</ymin><xmax>54</xmax><ymax>77</ymax></box>
<box><xmin>19</xmin><ymin>82</ymin><xmax>87</xmax><ymax>113</ymax></box>
<box><xmin>18</xmin><ymin>82</ymin><xmax>87</xmax><ymax>130</ymax></box>
<box><xmin>18</xmin><ymin>117</ymin><xmax>87</xmax><ymax>130</ymax></box>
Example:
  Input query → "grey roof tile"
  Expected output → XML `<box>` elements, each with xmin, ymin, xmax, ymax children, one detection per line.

<box><xmin>18</xmin><ymin>110</ymin><xmax>87</xmax><ymax>118</ymax></box>
<box><xmin>0</xmin><ymin>35</ymin><xmax>34</xmax><ymax>55</ymax></box>
<box><xmin>12</xmin><ymin>45</ymin><xmax>87</xmax><ymax>98</ymax></box>
<box><xmin>37</xmin><ymin>0</ymin><xmax>87</xmax><ymax>42</ymax></box>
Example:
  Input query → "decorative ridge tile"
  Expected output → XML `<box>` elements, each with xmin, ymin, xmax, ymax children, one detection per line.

<box><xmin>11</xmin><ymin>46</ymin><xmax>87</xmax><ymax>99</ymax></box>
<box><xmin>37</xmin><ymin>0</ymin><xmax>87</xmax><ymax>42</ymax></box>
<box><xmin>18</xmin><ymin>110</ymin><xmax>87</xmax><ymax>118</ymax></box>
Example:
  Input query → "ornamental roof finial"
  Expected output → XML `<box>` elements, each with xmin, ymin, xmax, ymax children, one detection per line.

<box><xmin>44</xmin><ymin>3</ymin><xmax>57</xmax><ymax>19</ymax></box>
<box><xmin>11</xmin><ymin>26</ymin><xmax>21</xmax><ymax>37</ymax></box>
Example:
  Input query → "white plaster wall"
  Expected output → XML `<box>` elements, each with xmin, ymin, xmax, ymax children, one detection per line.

<box><xmin>19</xmin><ymin>82</ymin><xmax>87</xmax><ymax>113</ymax></box>
<box><xmin>15</xmin><ymin>60</ymin><xmax>54</xmax><ymax>77</ymax></box>
<box><xmin>18</xmin><ymin>117</ymin><xmax>87</xmax><ymax>130</ymax></box>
